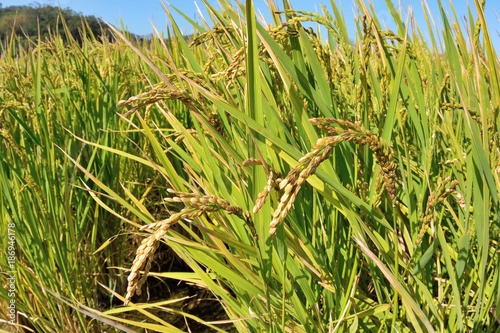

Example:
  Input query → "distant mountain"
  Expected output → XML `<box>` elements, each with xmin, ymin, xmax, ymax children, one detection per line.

<box><xmin>0</xmin><ymin>3</ymin><xmax>140</xmax><ymax>44</ymax></box>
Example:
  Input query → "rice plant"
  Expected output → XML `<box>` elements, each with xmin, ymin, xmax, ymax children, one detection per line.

<box><xmin>1</xmin><ymin>0</ymin><xmax>499</xmax><ymax>332</ymax></box>
<box><xmin>0</xmin><ymin>22</ymin><xmax>167</xmax><ymax>332</ymax></box>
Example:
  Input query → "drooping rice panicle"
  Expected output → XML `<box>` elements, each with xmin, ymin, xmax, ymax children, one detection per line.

<box><xmin>270</xmin><ymin>136</ymin><xmax>340</xmax><ymax>235</ymax></box>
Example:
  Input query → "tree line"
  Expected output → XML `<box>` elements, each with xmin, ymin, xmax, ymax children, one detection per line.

<box><xmin>0</xmin><ymin>3</ymin><xmax>137</xmax><ymax>45</ymax></box>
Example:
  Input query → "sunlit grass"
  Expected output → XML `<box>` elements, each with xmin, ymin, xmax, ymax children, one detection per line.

<box><xmin>1</xmin><ymin>0</ymin><xmax>499</xmax><ymax>332</ymax></box>
<box><xmin>0</xmin><ymin>26</ymin><xmax>167</xmax><ymax>332</ymax></box>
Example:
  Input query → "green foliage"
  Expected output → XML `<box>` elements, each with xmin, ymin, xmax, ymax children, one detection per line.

<box><xmin>0</xmin><ymin>4</ymin><xmax>113</xmax><ymax>45</ymax></box>
<box><xmin>1</xmin><ymin>0</ymin><xmax>499</xmax><ymax>332</ymax></box>
<box><xmin>0</xmin><ymin>20</ymin><xmax>162</xmax><ymax>332</ymax></box>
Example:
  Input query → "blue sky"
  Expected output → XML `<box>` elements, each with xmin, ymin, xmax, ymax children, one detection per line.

<box><xmin>2</xmin><ymin>0</ymin><xmax>499</xmax><ymax>51</ymax></box>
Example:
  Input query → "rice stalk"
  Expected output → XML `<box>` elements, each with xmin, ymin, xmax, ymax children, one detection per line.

<box><xmin>125</xmin><ymin>190</ymin><xmax>243</xmax><ymax>304</ymax></box>
<box><xmin>269</xmin><ymin>135</ymin><xmax>341</xmax><ymax>235</ymax></box>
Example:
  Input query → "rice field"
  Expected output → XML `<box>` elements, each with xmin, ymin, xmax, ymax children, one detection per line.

<box><xmin>1</xmin><ymin>0</ymin><xmax>499</xmax><ymax>332</ymax></box>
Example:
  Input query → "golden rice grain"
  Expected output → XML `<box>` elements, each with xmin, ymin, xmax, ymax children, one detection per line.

<box><xmin>124</xmin><ymin>191</ymin><xmax>244</xmax><ymax>304</ymax></box>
